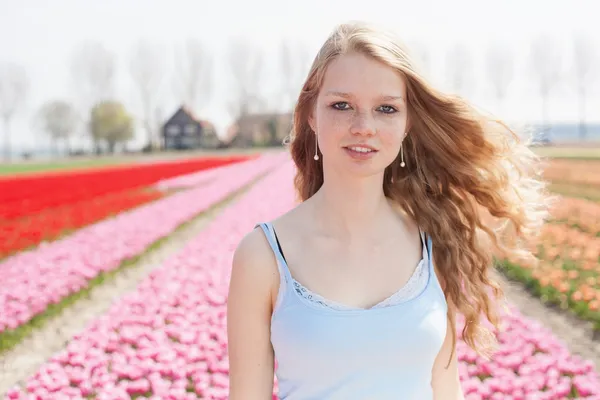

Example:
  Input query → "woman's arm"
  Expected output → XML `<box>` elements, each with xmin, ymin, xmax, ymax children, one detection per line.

<box><xmin>227</xmin><ymin>229</ymin><xmax>278</xmax><ymax>399</ymax></box>
<box><xmin>431</xmin><ymin>302</ymin><xmax>465</xmax><ymax>400</ymax></box>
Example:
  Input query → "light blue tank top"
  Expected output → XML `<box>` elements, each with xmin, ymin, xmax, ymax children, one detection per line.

<box><xmin>257</xmin><ymin>222</ymin><xmax>448</xmax><ymax>400</ymax></box>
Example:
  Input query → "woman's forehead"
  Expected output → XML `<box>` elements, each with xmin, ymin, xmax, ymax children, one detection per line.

<box><xmin>319</xmin><ymin>53</ymin><xmax>407</xmax><ymax>99</ymax></box>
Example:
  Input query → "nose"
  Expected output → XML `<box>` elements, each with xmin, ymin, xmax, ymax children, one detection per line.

<box><xmin>349</xmin><ymin>111</ymin><xmax>376</xmax><ymax>136</ymax></box>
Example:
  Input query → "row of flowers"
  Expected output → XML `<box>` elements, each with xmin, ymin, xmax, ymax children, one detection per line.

<box><xmin>0</xmin><ymin>155</ymin><xmax>252</xmax><ymax>221</ymax></box>
<box><xmin>0</xmin><ymin>188</ymin><xmax>164</xmax><ymax>259</ymax></box>
<box><xmin>499</xmin><ymin>227</ymin><xmax>600</xmax><ymax>335</ymax></box>
<box><xmin>0</xmin><ymin>155</ymin><xmax>255</xmax><ymax>259</ymax></box>
<box><xmin>542</xmin><ymin>159</ymin><xmax>600</xmax><ymax>188</ymax></box>
<box><xmin>154</xmin><ymin>153</ymin><xmax>290</xmax><ymax>191</ymax></box>
<box><xmin>456</xmin><ymin>308</ymin><xmax>599</xmax><ymax>399</ymax></box>
<box><xmin>499</xmin><ymin>195</ymin><xmax>600</xmax><ymax>333</ymax></box>
<box><xmin>548</xmin><ymin>195</ymin><xmax>600</xmax><ymax>236</ymax></box>
<box><xmin>0</xmin><ymin>155</ymin><xmax>286</xmax><ymax>351</ymax></box>
<box><xmin>5</xmin><ymin>161</ymin><xmax>599</xmax><ymax>399</ymax></box>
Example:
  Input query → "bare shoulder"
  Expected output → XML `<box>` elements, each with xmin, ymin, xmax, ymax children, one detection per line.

<box><xmin>231</xmin><ymin>226</ymin><xmax>279</xmax><ymax>288</ymax></box>
<box><xmin>230</xmin><ymin>202</ymin><xmax>309</xmax><ymax>296</ymax></box>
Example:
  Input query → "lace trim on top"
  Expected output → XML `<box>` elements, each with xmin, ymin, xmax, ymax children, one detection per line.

<box><xmin>291</xmin><ymin>253</ymin><xmax>429</xmax><ymax>311</ymax></box>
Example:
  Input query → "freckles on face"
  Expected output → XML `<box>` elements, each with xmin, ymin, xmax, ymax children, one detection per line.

<box><xmin>312</xmin><ymin>52</ymin><xmax>409</xmax><ymax>165</ymax></box>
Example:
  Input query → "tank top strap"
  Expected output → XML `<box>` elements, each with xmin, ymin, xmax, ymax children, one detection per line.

<box><xmin>423</xmin><ymin>229</ymin><xmax>431</xmax><ymax>261</ymax></box>
<box><xmin>255</xmin><ymin>222</ymin><xmax>293</xmax><ymax>284</ymax></box>
<box><xmin>418</xmin><ymin>227</ymin><xmax>427</xmax><ymax>258</ymax></box>
<box><xmin>423</xmin><ymin>231</ymin><xmax>446</xmax><ymax>302</ymax></box>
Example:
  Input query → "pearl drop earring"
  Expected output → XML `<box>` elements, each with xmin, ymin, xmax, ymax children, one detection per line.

<box><xmin>400</xmin><ymin>144</ymin><xmax>405</xmax><ymax>167</ymax></box>
<box><xmin>314</xmin><ymin>133</ymin><xmax>319</xmax><ymax>161</ymax></box>
<box><xmin>400</xmin><ymin>131</ymin><xmax>408</xmax><ymax>168</ymax></box>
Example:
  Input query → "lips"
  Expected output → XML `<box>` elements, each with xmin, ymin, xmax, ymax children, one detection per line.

<box><xmin>343</xmin><ymin>144</ymin><xmax>379</xmax><ymax>160</ymax></box>
<box><xmin>343</xmin><ymin>144</ymin><xmax>378</xmax><ymax>153</ymax></box>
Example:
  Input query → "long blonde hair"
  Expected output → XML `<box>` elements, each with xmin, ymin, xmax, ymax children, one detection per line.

<box><xmin>288</xmin><ymin>21</ymin><xmax>551</xmax><ymax>366</ymax></box>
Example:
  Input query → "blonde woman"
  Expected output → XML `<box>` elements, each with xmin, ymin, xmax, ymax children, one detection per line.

<box><xmin>227</xmin><ymin>21</ymin><xmax>549</xmax><ymax>400</ymax></box>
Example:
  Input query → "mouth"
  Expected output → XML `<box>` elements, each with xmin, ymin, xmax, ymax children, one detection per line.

<box><xmin>343</xmin><ymin>145</ymin><xmax>378</xmax><ymax>154</ymax></box>
<box><xmin>342</xmin><ymin>144</ymin><xmax>378</xmax><ymax>160</ymax></box>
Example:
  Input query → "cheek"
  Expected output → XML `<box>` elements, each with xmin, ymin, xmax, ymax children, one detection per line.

<box><xmin>317</xmin><ymin>108</ymin><xmax>348</xmax><ymax>132</ymax></box>
<box><xmin>379</xmin><ymin>131</ymin><xmax>404</xmax><ymax>162</ymax></box>
<box><xmin>380</xmin><ymin>128</ymin><xmax>404</xmax><ymax>145</ymax></box>
<box><xmin>316</xmin><ymin>110</ymin><xmax>349</xmax><ymax>144</ymax></box>
<box><xmin>380</xmin><ymin>119</ymin><xmax>406</xmax><ymax>147</ymax></box>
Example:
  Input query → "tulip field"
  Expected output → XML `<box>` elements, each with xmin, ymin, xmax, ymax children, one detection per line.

<box><xmin>497</xmin><ymin>156</ymin><xmax>600</xmax><ymax>335</ymax></box>
<box><xmin>1</xmin><ymin>151</ymin><xmax>600</xmax><ymax>399</ymax></box>
<box><xmin>499</xmin><ymin>198</ymin><xmax>600</xmax><ymax>321</ymax></box>
<box><xmin>542</xmin><ymin>159</ymin><xmax>600</xmax><ymax>188</ymax></box>
<box><xmin>0</xmin><ymin>155</ymin><xmax>255</xmax><ymax>259</ymax></box>
<box><xmin>543</xmin><ymin>158</ymin><xmax>600</xmax><ymax>202</ymax></box>
<box><xmin>0</xmin><ymin>154</ymin><xmax>287</xmax><ymax>354</ymax></box>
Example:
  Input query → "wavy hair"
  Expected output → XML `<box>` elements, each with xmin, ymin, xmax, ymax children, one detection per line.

<box><xmin>287</xmin><ymin>21</ymin><xmax>552</xmax><ymax>367</ymax></box>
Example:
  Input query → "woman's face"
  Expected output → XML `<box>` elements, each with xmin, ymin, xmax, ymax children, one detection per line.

<box><xmin>310</xmin><ymin>51</ymin><xmax>409</xmax><ymax>178</ymax></box>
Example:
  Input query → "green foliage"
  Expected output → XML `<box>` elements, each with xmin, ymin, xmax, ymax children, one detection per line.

<box><xmin>89</xmin><ymin>101</ymin><xmax>134</xmax><ymax>152</ymax></box>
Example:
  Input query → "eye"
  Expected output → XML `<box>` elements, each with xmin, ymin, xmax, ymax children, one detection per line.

<box><xmin>378</xmin><ymin>105</ymin><xmax>397</xmax><ymax>114</ymax></box>
<box><xmin>331</xmin><ymin>102</ymin><xmax>351</xmax><ymax>110</ymax></box>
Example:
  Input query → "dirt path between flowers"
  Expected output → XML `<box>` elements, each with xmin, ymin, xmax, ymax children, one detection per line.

<box><xmin>493</xmin><ymin>269</ymin><xmax>600</xmax><ymax>370</ymax></box>
<box><xmin>0</xmin><ymin>179</ymin><xmax>263</xmax><ymax>396</ymax></box>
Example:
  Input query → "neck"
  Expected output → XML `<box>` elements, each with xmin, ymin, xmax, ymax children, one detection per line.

<box><xmin>312</xmin><ymin>170</ymin><xmax>391</xmax><ymax>241</ymax></box>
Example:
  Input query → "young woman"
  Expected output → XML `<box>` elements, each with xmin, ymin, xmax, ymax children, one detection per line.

<box><xmin>227</xmin><ymin>21</ymin><xmax>549</xmax><ymax>400</ymax></box>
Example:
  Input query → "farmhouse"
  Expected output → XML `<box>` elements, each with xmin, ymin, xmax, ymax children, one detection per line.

<box><xmin>226</xmin><ymin>112</ymin><xmax>293</xmax><ymax>148</ymax></box>
<box><xmin>161</xmin><ymin>106</ymin><xmax>220</xmax><ymax>150</ymax></box>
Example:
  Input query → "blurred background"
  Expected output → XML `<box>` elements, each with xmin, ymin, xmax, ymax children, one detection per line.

<box><xmin>1</xmin><ymin>1</ymin><xmax>600</xmax><ymax>398</ymax></box>
<box><xmin>0</xmin><ymin>0</ymin><xmax>598</xmax><ymax>162</ymax></box>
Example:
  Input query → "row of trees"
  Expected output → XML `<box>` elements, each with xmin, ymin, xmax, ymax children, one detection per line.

<box><xmin>436</xmin><ymin>34</ymin><xmax>598</xmax><ymax>140</ymax></box>
<box><xmin>0</xmin><ymin>36</ymin><xmax>311</xmax><ymax>160</ymax></box>
<box><xmin>36</xmin><ymin>100</ymin><xmax>134</xmax><ymax>156</ymax></box>
<box><xmin>0</xmin><ymin>33</ymin><xmax>598</xmax><ymax>160</ymax></box>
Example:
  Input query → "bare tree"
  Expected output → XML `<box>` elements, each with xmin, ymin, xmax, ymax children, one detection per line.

<box><xmin>36</xmin><ymin>100</ymin><xmax>79</xmax><ymax>155</ymax></box>
<box><xmin>69</xmin><ymin>41</ymin><xmax>116</xmax><ymax>154</ymax></box>
<box><xmin>530</xmin><ymin>35</ymin><xmax>562</xmax><ymax>134</ymax></box>
<box><xmin>130</xmin><ymin>39</ymin><xmax>167</xmax><ymax>150</ymax></box>
<box><xmin>0</xmin><ymin>62</ymin><xmax>29</xmax><ymax>160</ymax></box>
<box><xmin>445</xmin><ymin>43</ymin><xmax>474</xmax><ymax>97</ymax></box>
<box><xmin>279</xmin><ymin>40</ymin><xmax>295</xmax><ymax>112</ymax></box>
<box><xmin>227</xmin><ymin>37</ymin><xmax>265</xmax><ymax>118</ymax></box>
<box><xmin>571</xmin><ymin>34</ymin><xmax>598</xmax><ymax>140</ymax></box>
<box><xmin>485</xmin><ymin>41</ymin><xmax>514</xmax><ymax>113</ymax></box>
<box><xmin>173</xmin><ymin>38</ymin><xmax>213</xmax><ymax>113</ymax></box>
<box><xmin>70</xmin><ymin>41</ymin><xmax>116</xmax><ymax>110</ymax></box>
<box><xmin>279</xmin><ymin>39</ymin><xmax>312</xmax><ymax>112</ymax></box>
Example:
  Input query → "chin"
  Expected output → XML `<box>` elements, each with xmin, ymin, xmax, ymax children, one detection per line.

<box><xmin>339</xmin><ymin>160</ymin><xmax>387</xmax><ymax>180</ymax></box>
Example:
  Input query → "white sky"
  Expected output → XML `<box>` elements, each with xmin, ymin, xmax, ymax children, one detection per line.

<box><xmin>1</xmin><ymin>0</ymin><xmax>599</xmax><ymax>151</ymax></box>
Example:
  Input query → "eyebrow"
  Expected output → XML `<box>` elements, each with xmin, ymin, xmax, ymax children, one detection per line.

<box><xmin>325</xmin><ymin>90</ymin><xmax>405</xmax><ymax>102</ymax></box>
